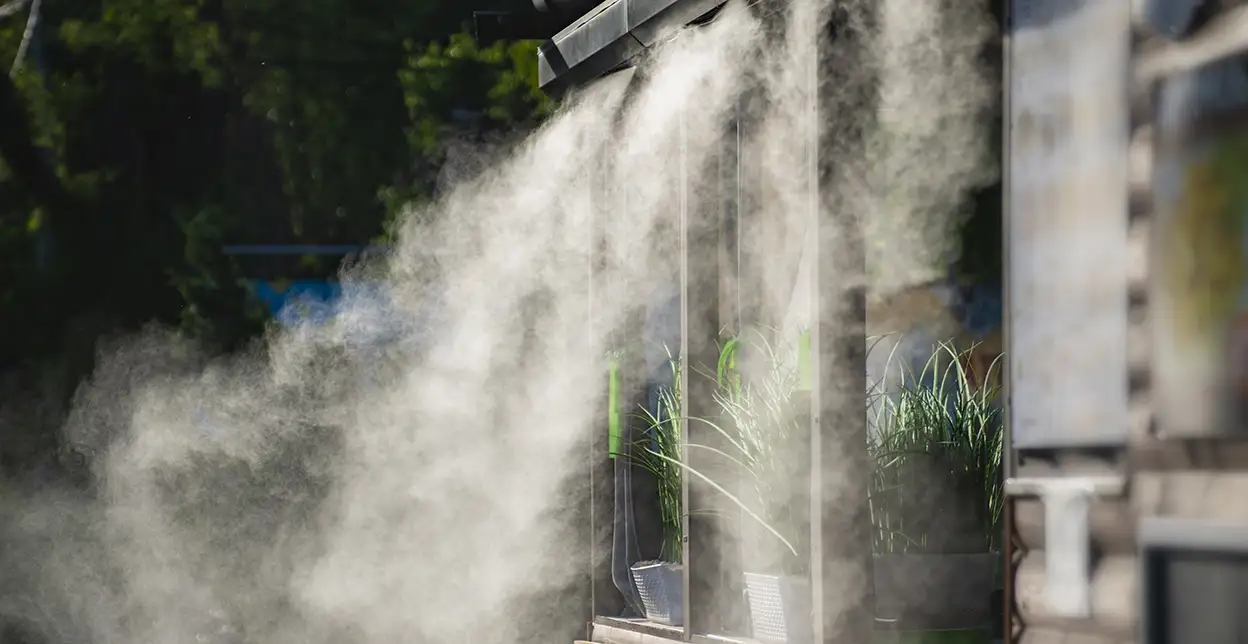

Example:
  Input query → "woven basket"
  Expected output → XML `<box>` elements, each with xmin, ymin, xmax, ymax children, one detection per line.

<box><xmin>744</xmin><ymin>572</ymin><xmax>812</xmax><ymax>643</ymax></box>
<box><xmin>630</xmin><ymin>561</ymin><xmax>684</xmax><ymax>626</ymax></box>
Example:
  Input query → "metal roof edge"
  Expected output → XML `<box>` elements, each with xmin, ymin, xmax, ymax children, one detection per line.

<box><xmin>628</xmin><ymin>0</ymin><xmax>727</xmax><ymax>46</ymax></box>
<box><xmin>537</xmin><ymin>0</ymin><xmax>728</xmax><ymax>93</ymax></box>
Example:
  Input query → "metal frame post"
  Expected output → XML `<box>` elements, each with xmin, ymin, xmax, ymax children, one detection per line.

<box><xmin>679</xmin><ymin>79</ymin><xmax>730</xmax><ymax>640</ymax></box>
<box><xmin>810</xmin><ymin>3</ymin><xmax>874</xmax><ymax>643</ymax></box>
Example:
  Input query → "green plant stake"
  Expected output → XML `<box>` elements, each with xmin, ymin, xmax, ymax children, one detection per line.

<box><xmin>798</xmin><ymin>328</ymin><xmax>812</xmax><ymax>391</ymax></box>
<box><xmin>609</xmin><ymin>358</ymin><xmax>621</xmax><ymax>459</ymax></box>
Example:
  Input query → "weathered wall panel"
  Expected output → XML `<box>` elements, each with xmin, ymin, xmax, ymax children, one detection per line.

<box><xmin>1007</xmin><ymin>0</ymin><xmax>1131</xmax><ymax>449</ymax></box>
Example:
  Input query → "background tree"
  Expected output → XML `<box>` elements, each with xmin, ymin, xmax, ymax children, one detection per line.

<box><xmin>0</xmin><ymin>0</ymin><xmax>553</xmax><ymax>477</ymax></box>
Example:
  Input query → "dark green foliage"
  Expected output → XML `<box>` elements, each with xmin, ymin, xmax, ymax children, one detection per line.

<box><xmin>0</xmin><ymin>0</ymin><xmax>552</xmax><ymax>474</ymax></box>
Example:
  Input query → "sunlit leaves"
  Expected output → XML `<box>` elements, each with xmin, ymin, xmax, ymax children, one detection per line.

<box><xmin>399</xmin><ymin>33</ymin><xmax>552</xmax><ymax>157</ymax></box>
<box><xmin>59</xmin><ymin>0</ymin><xmax>226</xmax><ymax>85</ymax></box>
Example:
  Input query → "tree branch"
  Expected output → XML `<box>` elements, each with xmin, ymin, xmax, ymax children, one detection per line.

<box><xmin>10</xmin><ymin>0</ymin><xmax>41</xmax><ymax>76</ymax></box>
<box><xmin>0</xmin><ymin>0</ymin><xmax>63</xmax><ymax>214</ymax></box>
<box><xmin>0</xmin><ymin>0</ymin><xmax>28</xmax><ymax>21</ymax></box>
<box><xmin>0</xmin><ymin>69</ymin><xmax>71</xmax><ymax>217</ymax></box>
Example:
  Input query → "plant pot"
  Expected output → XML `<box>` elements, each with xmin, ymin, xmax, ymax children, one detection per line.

<box><xmin>743</xmin><ymin>572</ymin><xmax>812</xmax><ymax>644</ymax></box>
<box><xmin>872</xmin><ymin>553</ymin><xmax>998</xmax><ymax>631</ymax></box>
<box><xmin>630</xmin><ymin>561</ymin><xmax>684</xmax><ymax>626</ymax></box>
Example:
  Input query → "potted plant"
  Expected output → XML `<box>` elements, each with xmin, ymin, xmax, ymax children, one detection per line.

<box><xmin>868</xmin><ymin>341</ymin><xmax>1004</xmax><ymax>633</ymax></box>
<box><xmin>711</xmin><ymin>333</ymin><xmax>813</xmax><ymax>643</ymax></box>
<box><xmin>635</xmin><ymin>331</ymin><xmax>810</xmax><ymax>641</ymax></box>
<box><xmin>626</xmin><ymin>353</ymin><xmax>686</xmax><ymax>626</ymax></box>
<box><xmin>642</xmin><ymin>333</ymin><xmax>1004</xmax><ymax>640</ymax></box>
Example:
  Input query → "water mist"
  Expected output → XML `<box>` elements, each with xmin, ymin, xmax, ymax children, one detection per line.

<box><xmin>0</xmin><ymin>0</ymin><xmax>999</xmax><ymax>642</ymax></box>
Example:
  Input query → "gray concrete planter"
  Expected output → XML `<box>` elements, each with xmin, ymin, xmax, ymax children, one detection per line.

<box><xmin>873</xmin><ymin>553</ymin><xmax>999</xmax><ymax>630</ymax></box>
